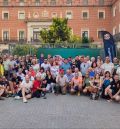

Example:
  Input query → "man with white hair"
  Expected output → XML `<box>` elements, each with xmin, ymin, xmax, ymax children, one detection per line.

<box><xmin>15</xmin><ymin>75</ymin><xmax>33</xmax><ymax>103</ymax></box>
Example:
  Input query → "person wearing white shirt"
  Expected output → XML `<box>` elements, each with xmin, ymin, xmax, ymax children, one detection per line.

<box><xmin>101</xmin><ymin>57</ymin><xmax>114</xmax><ymax>74</ymax></box>
<box><xmin>41</xmin><ymin>59</ymin><xmax>51</xmax><ymax>71</ymax></box>
<box><xmin>15</xmin><ymin>75</ymin><xmax>33</xmax><ymax>103</ymax></box>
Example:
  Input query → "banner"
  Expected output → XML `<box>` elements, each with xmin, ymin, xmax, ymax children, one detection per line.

<box><xmin>101</xmin><ymin>31</ymin><xmax>116</xmax><ymax>62</ymax></box>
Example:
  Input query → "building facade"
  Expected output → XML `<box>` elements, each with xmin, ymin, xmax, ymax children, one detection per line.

<box><xmin>0</xmin><ymin>0</ymin><xmax>119</xmax><ymax>43</ymax></box>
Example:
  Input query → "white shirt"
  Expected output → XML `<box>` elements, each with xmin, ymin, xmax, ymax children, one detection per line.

<box><xmin>32</xmin><ymin>64</ymin><xmax>40</xmax><ymax>72</ymax></box>
<box><xmin>116</xmin><ymin>67</ymin><xmax>120</xmax><ymax>79</ymax></box>
<box><xmin>101</xmin><ymin>62</ymin><xmax>114</xmax><ymax>73</ymax></box>
<box><xmin>21</xmin><ymin>80</ymin><xmax>33</xmax><ymax>93</ymax></box>
<box><xmin>41</xmin><ymin>63</ymin><xmax>51</xmax><ymax>71</ymax></box>
<box><xmin>36</xmin><ymin>72</ymin><xmax>46</xmax><ymax>80</ymax></box>
<box><xmin>50</xmin><ymin>66</ymin><xmax>59</xmax><ymax>77</ymax></box>
<box><xmin>56</xmin><ymin>75</ymin><xmax>68</xmax><ymax>87</ymax></box>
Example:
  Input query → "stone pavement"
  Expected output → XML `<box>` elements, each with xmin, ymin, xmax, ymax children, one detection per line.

<box><xmin>0</xmin><ymin>94</ymin><xmax>120</xmax><ymax>129</ymax></box>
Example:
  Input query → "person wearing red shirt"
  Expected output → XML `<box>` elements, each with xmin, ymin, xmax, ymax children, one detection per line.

<box><xmin>32</xmin><ymin>75</ymin><xmax>46</xmax><ymax>98</ymax></box>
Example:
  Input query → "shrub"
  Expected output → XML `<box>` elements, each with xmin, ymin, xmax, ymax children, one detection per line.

<box><xmin>12</xmin><ymin>45</ymin><xmax>37</xmax><ymax>56</ymax></box>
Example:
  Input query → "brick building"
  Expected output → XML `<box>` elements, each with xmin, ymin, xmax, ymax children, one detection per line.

<box><xmin>0</xmin><ymin>0</ymin><xmax>119</xmax><ymax>43</ymax></box>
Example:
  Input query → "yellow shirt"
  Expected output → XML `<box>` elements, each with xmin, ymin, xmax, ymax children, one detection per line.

<box><xmin>0</xmin><ymin>64</ymin><xmax>4</xmax><ymax>76</ymax></box>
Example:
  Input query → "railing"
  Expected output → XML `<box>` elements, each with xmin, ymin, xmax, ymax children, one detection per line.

<box><xmin>0</xmin><ymin>1</ymin><xmax>113</xmax><ymax>7</ymax></box>
<box><xmin>0</xmin><ymin>38</ymin><xmax>27</xmax><ymax>44</ymax></box>
<box><xmin>7</xmin><ymin>42</ymin><xmax>103</xmax><ymax>49</ymax></box>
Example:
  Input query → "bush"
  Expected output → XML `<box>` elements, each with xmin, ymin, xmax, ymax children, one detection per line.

<box><xmin>12</xmin><ymin>45</ymin><xmax>37</xmax><ymax>56</ymax></box>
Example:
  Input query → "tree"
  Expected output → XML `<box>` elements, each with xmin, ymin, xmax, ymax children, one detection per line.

<box><xmin>40</xmin><ymin>18</ymin><xmax>71</xmax><ymax>43</ymax></box>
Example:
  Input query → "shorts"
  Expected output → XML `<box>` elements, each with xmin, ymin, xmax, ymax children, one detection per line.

<box><xmin>17</xmin><ymin>90</ymin><xmax>31</xmax><ymax>97</ymax></box>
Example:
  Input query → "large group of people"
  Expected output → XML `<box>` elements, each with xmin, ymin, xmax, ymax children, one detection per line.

<box><xmin>0</xmin><ymin>53</ymin><xmax>120</xmax><ymax>103</ymax></box>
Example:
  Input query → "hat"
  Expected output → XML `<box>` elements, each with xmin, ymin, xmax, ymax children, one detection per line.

<box><xmin>59</xmin><ymin>69</ymin><xmax>64</xmax><ymax>74</ymax></box>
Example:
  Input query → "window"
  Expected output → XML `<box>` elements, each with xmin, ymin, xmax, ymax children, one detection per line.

<box><xmin>66</xmin><ymin>11</ymin><xmax>72</xmax><ymax>19</ymax></box>
<box><xmin>18</xmin><ymin>30</ymin><xmax>25</xmax><ymax>41</ymax></box>
<box><xmin>113</xmin><ymin>6</ymin><xmax>116</xmax><ymax>17</ymax></box>
<box><xmin>81</xmin><ymin>29</ymin><xmax>89</xmax><ymax>38</ymax></box>
<box><xmin>83</xmin><ymin>0</ymin><xmax>88</xmax><ymax>5</ymax></box>
<box><xmin>82</xmin><ymin>11</ymin><xmax>89</xmax><ymax>19</ymax></box>
<box><xmin>3</xmin><ymin>0</ymin><xmax>8</xmax><ymax>6</ymax></box>
<box><xmin>2</xmin><ymin>11</ymin><xmax>9</xmax><ymax>20</ymax></box>
<box><xmin>99</xmin><ymin>0</ymin><xmax>104</xmax><ymax>5</ymax></box>
<box><xmin>42</xmin><ymin>10</ymin><xmax>49</xmax><ymax>17</ymax></box>
<box><xmin>97</xmin><ymin>29</ymin><xmax>105</xmax><ymax>39</ymax></box>
<box><xmin>113</xmin><ymin>26</ymin><xmax>117</xmax><ymax>35</ymax></box>
<box><xmin>98</xmin><ymin>11</ymin><xmax>105</xmax><ymax>19</ymax></box>
<box><xmin>51</xmin><ymin>12</ymin><xmax>57</xmax><ymax>18</ymax></box>
<box><xmin>50</xmin><ymin>0</ymin><xmax>56</xmax><ymax>5</ymax></box>
<box><xmin>35</xmin><ymin>0</ymin><xmax>40</xmax><ymax>6</ymax></box>
<box><xmin>18</xmin><ymin>11</ymin><xmax>25</xmax><ymax>19</ymax></box>
<box><xmin>19</xmin><ymin>0</ymin><xmax>24</xmax><ymax>6</ymax></box>
<box><xmin>66</xmin><ymin>0</ymin><xmax>72</xmax><ymax>5</ymax></box>
<box><xmin>2</xmin><ymin>30</ymin><xmax>9</xmax><ymax>41</ymax></box>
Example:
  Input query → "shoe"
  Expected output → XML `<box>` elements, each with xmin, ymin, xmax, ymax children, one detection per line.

<box><xmin>0</xmin><ymin>97</ymin><xmax>5</xmax><ymax>100</ymax></box>
<box><xmin>43</xmin><ymin>96</ymin><xmax>47</xmax><ymax>99</ymax></box>
<box><xmin>52</xmin><ymin>91</ymin><xmax>55</xmax><ymax>94</ymax></box>
<box><xmin>77</xmin><ymin>92</ymin><xmax>80</xmax><ymax>96</ymax></box>
<box><xmin>23</xmin><ymin>98</ymin><xmax>27</xmax><ymax>103</ymax></box>
<box><xmin>14</xmin><ymin>96</ymin><xmax>21</xmax><ymax>100</ymax></box>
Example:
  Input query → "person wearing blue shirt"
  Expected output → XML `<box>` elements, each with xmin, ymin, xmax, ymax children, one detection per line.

<box><xmin>60</xmin><ymin>59</ymin><xmax>71</xmax><ymax>73</ymax></box>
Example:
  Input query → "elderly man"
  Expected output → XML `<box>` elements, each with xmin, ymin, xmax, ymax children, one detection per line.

<box><xmin>56</xmin><ymin>70</ymin><xmax>68</xmax><ymax>95</ymax></box>
<box><xmin>15</xmin><ymin>75</ymin><xmax>33</xmax><ymax>103</ymax></box>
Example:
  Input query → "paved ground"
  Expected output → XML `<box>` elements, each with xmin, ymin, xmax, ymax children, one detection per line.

<box><xmin>0</xmin><ymin>94</ymin><xmax>120</xmax><ymax>129</ymax></box>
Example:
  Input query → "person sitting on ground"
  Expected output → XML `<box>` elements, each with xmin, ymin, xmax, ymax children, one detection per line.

<box><xmin>9</xmin><ymin>73</ymin><xmax>22</xmax><ymax>96</ymax></box>
<box><xmin>89</xmin><ymin>74</ymin><xmax>102</xmax><ymax>100</ymax></box>
<box><xmin>15</xmin><ymin>75</ymin><xmax>33</xmax><ymax>103</ymax></box>
<box><xmin>45</xmin><ymin>70</ymin><xmax>56</xmax><ymax>93</ymax></box>
<box><xmin>55</xmin><ymin>70</ymin><xmax>68</xmax><ymax>95</ymax></box>
<box><xmin>0</xmin><ymin>76</ymin><xmax>10</xmax><ymax>97</ymax></box>
<box><xmin>32</xmin><ymin>75</ymin><xmax>46</xmax><ymax>98</ymax></box>
<box><xmin>101</xmin><ymin>71</ymin><xmax>112</xmax><ymax>99</ymax></box>
<box><xmin>70</xmin><ymin>73</ymin><xmax>82</xmax><ymax>96</ymax></box>
<box><xmin>0</xmin><ymin>76</ymin><xmax>6</xmax><ymax>100</ymax></box>
<box><xmin>105</xmin><ymin>74</ymin><xmax>120</xmax><ymax>102</ymax></box>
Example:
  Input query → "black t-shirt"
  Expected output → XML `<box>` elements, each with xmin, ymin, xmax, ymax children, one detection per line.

<box><xmin>11</xmin><ymin>76</ymin><xmax>22</xmax><ymax>85</ymax></box>
<box><xmin>0</xmin><ymin>81</ymin><xmax>9</xmax><ymax>87</ymax></box>
<box><xmin>45</xmin><ymin>75</ymin><xmax>55</xmax><ymax>84</ymax></box>
<box><xmin>110</xmin><ymin>80</ymin><xmax>120</xmax><ymax>94</ymax></box>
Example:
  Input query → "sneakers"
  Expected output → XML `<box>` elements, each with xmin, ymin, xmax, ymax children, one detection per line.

<box><xmin>0</xmin><ymin>97</ymin><xmax>5</xmax><ymax>100</ymax></box>
<box><xmin>43</xmin><ymin>96</ymin><xmax>47</xmax><ymax>99</ymax></box>
<box><xmin>77</xmin><ymin>92</ymin><xmax>80</xmax><ymax>96</ymax></box>
<box><xmin>14</xmin><ymin>96</ymin><xmax>21</xmax><ymax>100</ymax></box>
<box><xmin>23</xmin><ymin>98</ymin><xmax>27</xmax><ymax>103</ymax></box>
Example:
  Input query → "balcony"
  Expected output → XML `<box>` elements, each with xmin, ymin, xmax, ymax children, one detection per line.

<box><xmin>0</xmin><ymin>0</ymin><xmax>114</xmax><ymax>7</ymax></box>
<box><xmin>0</xmin><ymin>37</ymin><xmax>27</xmax><ymax>44</ymax></box>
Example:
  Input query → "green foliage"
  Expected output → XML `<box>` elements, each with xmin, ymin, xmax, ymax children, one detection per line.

<box><xmin>40</xmin><ymin>18</ymin><xmax>71</xmax><ymax>43</ymax></box>
<box><xmin>82</xmin><ymin>36</ymin><xmax>90</xmax><ymax>44</ymax></box>
<box><xmin>69</xmin><ymin>35</ymin><xmax>82</xmax><ymax>43</ymax></box>
<box><xmin>12</xmin><ymin>45</ymin><xmax>37</xmax><ymax>56</ymax></box>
